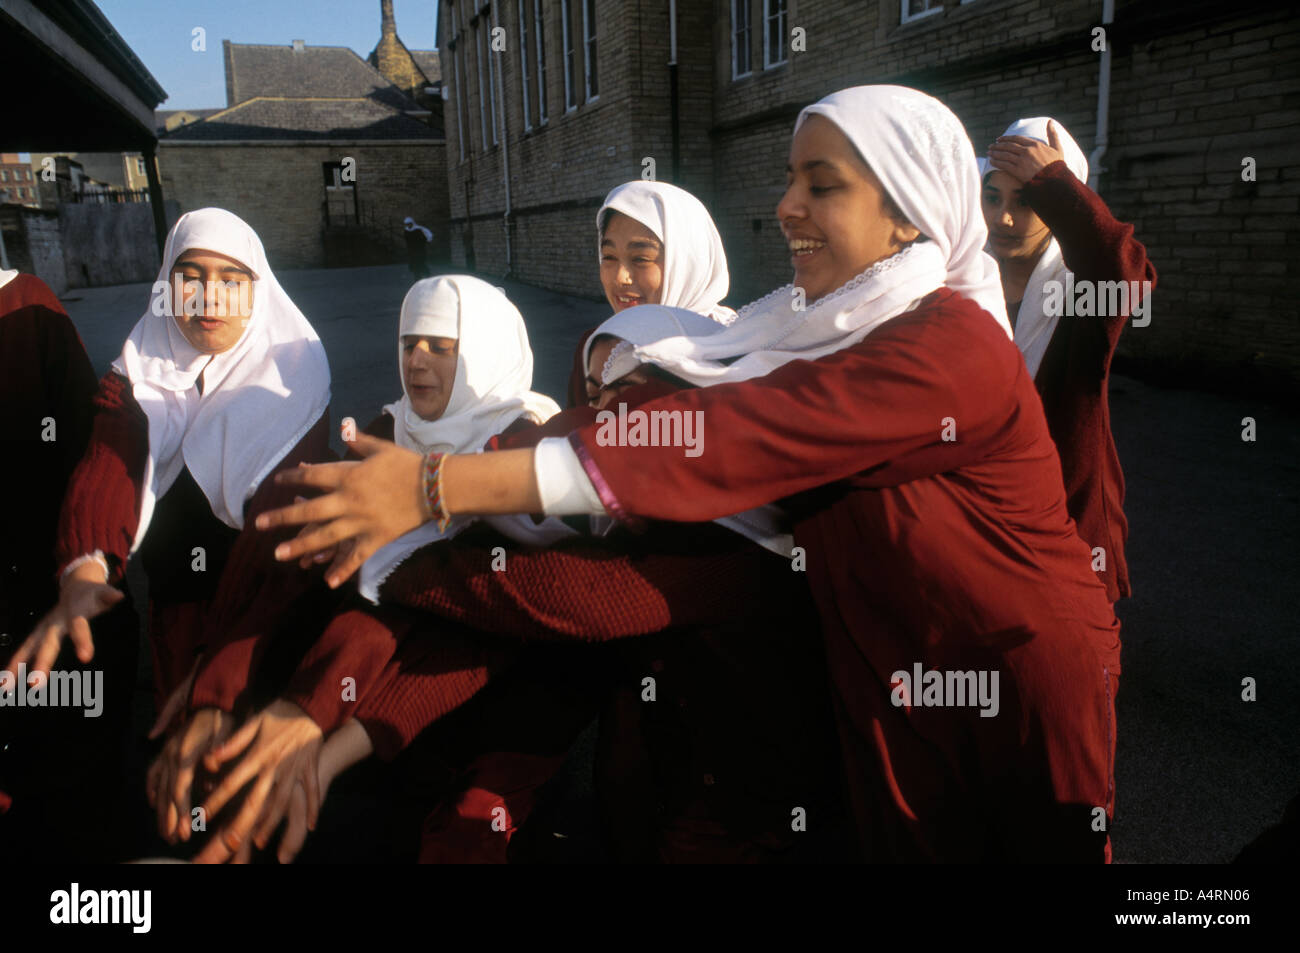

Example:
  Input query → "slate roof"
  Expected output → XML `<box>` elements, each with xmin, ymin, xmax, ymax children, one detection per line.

<box><xmin>409</xmin><ymin>50</ymin><xmax>442</xmax><ymax>85</ymax></box>
<box><xmin>155</xmin><ymin>108</ymin><xmax>222</xmax><ymax>132</ymax></box>
<box><xmin>161</xmin><ymin>41</ymin><xmax>442</xmax><ymax>142</ymax></box>
<box><xmin>223</xmin><ymin>42</ymin><xmax>415</xmax><ymax>110</ymax></box>
<box><xmin>162</xmin><ymin>96</ymin><xmax>440</xmax><ymax>141</ymax></box>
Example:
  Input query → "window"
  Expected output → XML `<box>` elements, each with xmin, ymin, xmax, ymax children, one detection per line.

<box><xmin>901</xmin><ymin>0</ymin><xmax>943</xmax><ymax>23</ymax></box>
<box><xmin>764</xmin><ymin>0</ymin><xmax>787</xmax><ymax>68</ymax></box>
<box><xmin>136</xmin><ymin>157</ymin><xmax>146</xmax><ymax>176</ymax></box>
<box><xmin>475</xmin><ymin>16</ymin><xmax>492</xmax><ymax>148</ymax></box>
<box><xmin>451</xmin><ymin>3</ymin><xmax>468</xmax><ymax>158</ymax></box>
<box><xmin>322</xmin><ymin>161</ymin><xmax>357</xmax><ymax>224</ymax></box>
<box><xmin>583</xmin><ymin>0</ymin><xmax>598</xmax><ymax>101</ymax></box>
<box><xmin>561</xmin><ymin>0</ymin><xmax>576</xmax><ymax>110</ymax></box>
<box><xmin>0</xmin><ymin>170</ymin><xmax>7</xmax><ymax>182</ymax></box>
<box><xmin>732</xmin><ymin>0</ymin><xmax>752</xmax><ymax>78</ymax></box>
<box><xmin>518</xmin><ymin>0</ymin><xmax>532</xmax><ymax>130</ymax></box>
<box><xmin>534</xmin><ymin>0</ymin><xmax>548</xmax><ymax>123</ymax></box>
<box><xmin>486</xmin><ymin>7</ymin><xmax>499</xmax><ymax>146</ymax></box>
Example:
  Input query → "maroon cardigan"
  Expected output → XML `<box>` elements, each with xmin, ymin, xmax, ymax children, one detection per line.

<box><xmin>1023</xmin><ymin>160</ymin><xmax>1156</xmax><ymax>601</ymax></box>
<box><xmin>53</xmin><ymin>368</ymin><xmax>335</xmax><ymax>709</ymax></box>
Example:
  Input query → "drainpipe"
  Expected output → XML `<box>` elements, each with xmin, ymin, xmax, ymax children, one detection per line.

<box><xmin>491</xmin><ymin>1</ymin><xmax>513</xmax><ymax>275</ymax></box>
<box><xmin>1088</xmin><ymin>0</ymin><xmax>1115</xmax><ymax>191</ymax></box>
<box><xmin>669</xmin><ymin>0</ymin><xmax>680</xmax><ymax>181</ymax></box>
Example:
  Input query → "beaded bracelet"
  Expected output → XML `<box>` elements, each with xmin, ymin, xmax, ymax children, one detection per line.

<box><xmin>422</xmin><ymin>451</ymin><xmax>452</xmax><ymax>532</ymax></box>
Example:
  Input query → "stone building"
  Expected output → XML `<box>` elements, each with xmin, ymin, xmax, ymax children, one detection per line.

<box><xmin>159</xmin><ymin>9</ymin><xmax>448</xmax><ymax>271</ymax></box>
<box><xmin>439</xmin><ymin>0</ymin><xmax>1299</xmax><ymax>390</ymax></box>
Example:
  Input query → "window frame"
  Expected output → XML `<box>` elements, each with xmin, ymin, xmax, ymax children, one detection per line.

<box><xmin>763</xmin><ymin>0</ymin><xmax>787</xmax><ymax>69</ymax></box>
<box><xmin>322</xmin><ymin>161</ymin><xmax>359</xmax><ymax>226</ymax></box>
<box><xmin>475</xmin><ymin>15</ymin><xmax>492</xmax><ymax>149</ymax></box>
<box><xmin>534</xmin><ymin>0</ymin><xmax>549</xmax><ymax>125</ymax></box>
<box><xmin>732</xmin><ymin>0</ymin><xmax>753</xmax><ymax>80</ymax></box>
<box><xmin>451</xmin><ymin>4</ymin><xmax>469</xmax><ymax>159</ymax></box>
<box><xmin>561</xmin><ymin>0</ymin><xmax>577</xmax><ymax>112</ymax></box>
<box><xmin>900</xmin><ymin>0</ymin><xmax>944</xmax><ymax>24</ymax></box>
<box><xmin>518</xmin><ymin>0</ymin><xmax>532</xmax><ymax>130</ymax></box>
<box><xmin>582</xmin><ymin>0</ymin><xmax>598</xmax><ymax>102</ymax></box>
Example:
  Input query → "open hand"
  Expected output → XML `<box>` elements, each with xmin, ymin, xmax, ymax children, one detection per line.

<box><xmin>256</xmin><ymin>432</ymin><xmax>427</xmax><ymax>588</ymax></box>
<box><xmin>4</xmin><ymin>561</ymin><xmax>124</xmax><ymax>682</ymax></box>
<box><xmin>192</xmin><ymin>700</ymin><xmax>323</xmax><ymax>864</ymax></box>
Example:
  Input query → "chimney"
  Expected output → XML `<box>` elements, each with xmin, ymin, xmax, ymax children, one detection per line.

<box><xmin>291</xmin><ymin>39</ymin><xmax>305</xmax><ymax>52</ymax></box>
<box><xmin>381</xmin><ymin>0</ymin><xmax>396</xmax><ymax>39</ymax></box>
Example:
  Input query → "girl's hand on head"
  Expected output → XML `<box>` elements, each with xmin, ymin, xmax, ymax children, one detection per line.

<box><xmin>192</xmin><ymin>699</ymin><xmax>323</xmax><ymax>864</ymax></box>
<box><xmin>3</xmin><ymin>562</ymin><xmax>124</xmax><ymax>682</ymax></box>
<box><xmin>257</xmin><ymin>433</ymin><xmax>427</xmax><ymax>588</ymax></box>
<box><xmin>987</xmin><ymin>121</ymin><xmax>1068</xmax><ymax>184</ymax></box>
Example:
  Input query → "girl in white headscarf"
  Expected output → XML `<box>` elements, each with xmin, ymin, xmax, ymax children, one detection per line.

<box><xmin>568</xmin><ymin>180</ymin><xmax>737</xmax><ymax>406</ymax></box>
<box><xmin>7</xmin><ymin>209</ymin><xmax>331</xmax><ymax>703</ymax></box>
<box><xmin>982</xmin><ymin>116</ymin><xmax>1156</xmax><ymax>603</ymax></box>
<box><xmin>171</xmin><ymin>275</ymin><xmax>580</xmax><ymax>862</ymax></box>
<box><xmin>8</xmin><ymin>212</ymin><xmax>334</xmax><ymax>852</ymax></box>
<box><xmin>357</xmin><ymin>274</ymin><xmax>573</xmax><ymax>602</ymax></box>
<box><xmin>264</xmin><ymin>85</ymin><xmax>1125</xmax><ymax>863</ymax></box>
<box><xmin>597</xmin><ymin>181</ymin><xmax>736</xmax><ymax>324</ymax></box>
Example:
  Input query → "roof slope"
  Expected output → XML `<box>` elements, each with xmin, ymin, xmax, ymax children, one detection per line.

<box><xmin>223</xmin><ymin>41</ymin><xmax>415</xmax><ymax>110</ymax></box>
<box><xmin>163</xmin><ymin>96</ymin><xmax>441</xmax><ymax>141</ymax></box>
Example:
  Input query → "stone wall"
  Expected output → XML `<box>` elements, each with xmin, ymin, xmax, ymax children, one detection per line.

<box><xmin>0</xmin><ymin>205</ymin><xmax>65</xmax><ymax>295</ymax></box>
<box><xmin>158</xmin><ymin>140</ymin><xmax>449</xmax><ymax>271</ymax></box>
<box><xmin>58</xmin><ymin>200</ymin><xmax>180</xmax><ymax>289</ymax></box>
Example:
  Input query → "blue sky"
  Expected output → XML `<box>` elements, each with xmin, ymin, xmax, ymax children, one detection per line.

<box><xmin>96</xmin><ymin>0</ymin><xmax>440</xmax><ymax>110</ymax></box>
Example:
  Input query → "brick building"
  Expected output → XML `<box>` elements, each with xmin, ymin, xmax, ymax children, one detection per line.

<box><xmin>439</xmin><ymin>0</ymin><xmax>1299</xmax><ymax>389</ymax></box>
<box><xmin>0</xmin><ymin>154</ymin><xmax>39</xmax><ymax>207</ymax></box>
<box><xmin>159</xmin><ymin>10</ymin><xmax>448</xmax><ymax>271</ymax></box>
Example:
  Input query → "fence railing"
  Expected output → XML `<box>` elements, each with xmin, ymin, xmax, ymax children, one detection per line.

<box><xmin>70</xmin><ymin>188</ymin><xmax>151</xmax><ymax>204</ymax></box>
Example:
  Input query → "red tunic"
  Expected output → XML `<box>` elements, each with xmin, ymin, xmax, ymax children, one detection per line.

<box><xmin>52</xmin><ymin>369</ymin><xmax>334</xmax><ymax>708</ymax></box>
<box><xmin>567</xmin><ymin>288</ymin><xmax>1121</xmax><ymax>862</ymax></box>
<box><xmin>0</xmin><ymin>276</ymin><xmax>139</xmax><ymax>858</ymax></box>
<box><xmin>0</xmin><ymin>275</ymin><xmax>99</xmax><ymax>643</ymax></box>
<box><xmin>1024</xmin><ymin>160</ymin><xmax>1156</xmax><ymax>601</ymax></box>
<box><xmin>290</xmin><ymin>396</ymin><xmax>843</xmax><ymax>862</ymax></box>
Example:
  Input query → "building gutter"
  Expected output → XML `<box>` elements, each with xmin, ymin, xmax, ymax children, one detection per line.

<box><xmin>1088</xmin><ymin>0</ymin><xmax>1115</xmax><ymax>191</ymax></box>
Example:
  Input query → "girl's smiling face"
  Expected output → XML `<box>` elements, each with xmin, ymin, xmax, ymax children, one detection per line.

<box><xmin>169</xmin><ymin>248</ymin><xmax>255</xmax><ymax>354</ymax></box>
<box><xmin>402</xmin><ymin>334</ymin><xmax>459</xmax><ymax>420</ymax></box>
<box><xmin>599</xmin><ymin>212</ymin><xmax>664</xmax><ymax>312</ymax></box>
<box><xmin>776</xmin><ymin>115</ymin><xmax>921</xmax><ymax>303</ymax></box>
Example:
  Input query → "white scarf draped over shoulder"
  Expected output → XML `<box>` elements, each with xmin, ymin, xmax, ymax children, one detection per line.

<box><xmin>597</xmin><ymin>181</ymin><xmax>737</xmax><ymax>325</ymax></box>
<box><xmin>112</xmin><ymin>207</ymin><xmax>331</xmax><ymax>552</ymax></box>
<box><xmin>610</xmin><ymin>85</ymin><xmax>1012</xmax><ymax>389</ymax></box>
<box><xmin>987</xmin><ymin>117</ymin><xmax>1090</xmax><ymax>378</ymax></box>
<box><xmin>578</xmin><ymin>304</ymin><xmax>795</xmax><ymax>558</ymax></box>
<box><xmin>359</xmin><ymin>275</ymin><xmax>574</xmax><ymax>602</ymax></box>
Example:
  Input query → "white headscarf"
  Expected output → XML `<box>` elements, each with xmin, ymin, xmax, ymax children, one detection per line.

<box><xmin>360</xmin><ymin>275</ymin><xmax>573</xmax><ymax>602</ymax></box>
<box><xmin>985</xmin><ymin>117</ymin><xmax>1089</xmax><ymax>378</ymax></box>
<box><xmin>0</xmin><ymin>269</ymin><xmax>18</xmax><ymax>291</ymax></box>
<box><xmin>582</xmin><ymin>302</ymin><xmax>727</xmax><ymax>389</ymax></box>
<box><xmin>404</xmin><ymin>216</ymin><xmax>432</xmax><ymax>241</ymax></box>
<box><xmin>602</xmin><ymin>86</ymin><xmax>1012</xmax><ymax>389</ymax></box>
<box><xmin>598</xmin><ymin>181</ymin><xmax>737</xmax><ymax>325</ymax></box>
<box><xmin>112</xmin><ymin>208</ymin><xmax>330</xmax><ymax>551</ymax></box>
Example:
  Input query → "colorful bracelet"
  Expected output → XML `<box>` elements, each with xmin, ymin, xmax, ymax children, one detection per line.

<box><xmin>422</xmin><ymin>450</ymin><xmax>452</xmax><ymax>532</ymax></box>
